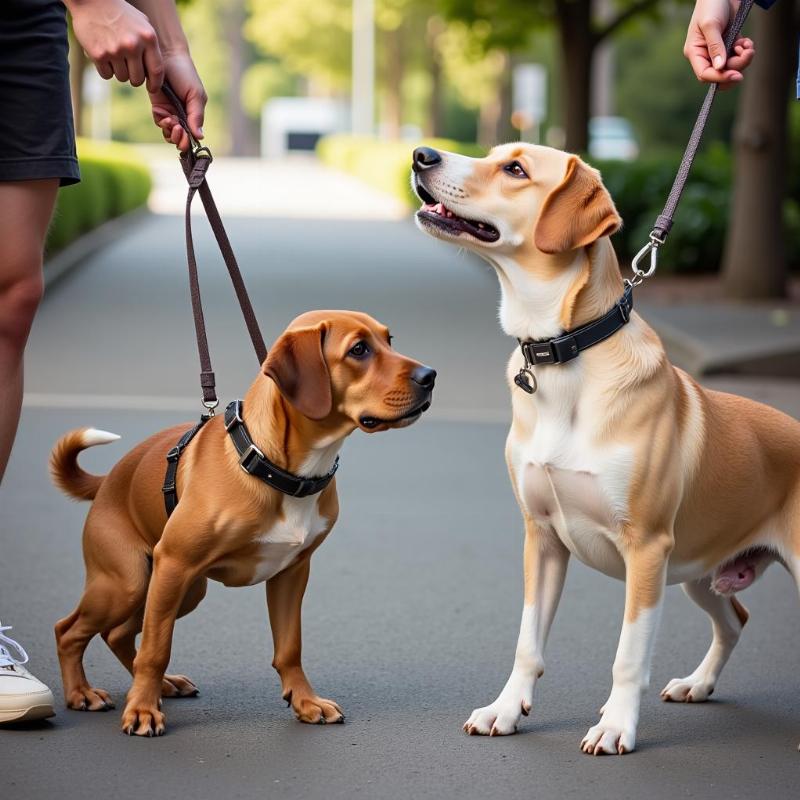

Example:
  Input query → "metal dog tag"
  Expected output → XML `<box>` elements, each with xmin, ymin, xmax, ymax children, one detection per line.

<box><xmin>514</xmin><ymin>368</ymin><xmax>537</xmax><ymax>394</ymax></box>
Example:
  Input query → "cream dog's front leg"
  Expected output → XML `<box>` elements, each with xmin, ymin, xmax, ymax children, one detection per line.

<box><xmin>464</xmin><ymin>519</ymin><xmax>569</xmax><ymax>736</ymax></box>
<box><xmin>581</xmin><ymin>533</ymin><xmax>672</xmax><ymax>755</ymax></box>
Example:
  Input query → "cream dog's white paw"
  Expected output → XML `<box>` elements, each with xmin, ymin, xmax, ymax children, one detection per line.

<box><xmin>581</xmin><ymin>702</ymin><xmax>637</xmax><ymax>755</ymax></box>
<box><xmin>464</xmin><ymin>671</ymin><xmax>535</xmax><ymax>736</ymax></box>
<box><xmin>581</xmin><ymin>721</ymin><xmax>636</xmax><ymax>755</ymax></box>
<box><xmin>660</xmin><ymin>674</ymin><xmax>714</xmax><ymax>703</ymax></box>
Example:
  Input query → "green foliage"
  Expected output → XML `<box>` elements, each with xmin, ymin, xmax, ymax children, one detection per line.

<box><xmin>614</xmin><ymin>10</ymin><xmax>738</xmax><ymax>153</ymax></box>
<box><xmin>47</xmin><ymin>139</ymin><xmax>152</xmax><ymax>253</ymax></box>
<box><xmin>597</xmin><ymin>143</ymin><xmax>799</xmax><ymax>272</ymax></box>
<box><xmin>316</xmin><ymin>134</ymin><xmax>483</xmax><ymax>206</ymax></box>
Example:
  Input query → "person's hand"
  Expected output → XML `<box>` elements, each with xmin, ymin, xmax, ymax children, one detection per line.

<box><xmin>67</xmin><ymin>0</ymin><xmax>164</xmax><ymax>92</ymax></box>
<box><xmin>684</xmin><ymin>0</ymin><xmax>755</xmax><ymax>87</ymax></box>
<box><xmin>148</xmin><ymin>51</ymin><xmax>207</xmax><ymax>152</ymax></box>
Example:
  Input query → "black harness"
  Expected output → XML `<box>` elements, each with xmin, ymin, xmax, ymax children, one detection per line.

<box><xmin>162</xmin><ymin>400</ymin><xmax>339</xmax><ymax>517</ymax></box>
<box><xmin>514</xmin><ymin>283</ymin><xmax>634</xmax><ymax>394</ymax></box>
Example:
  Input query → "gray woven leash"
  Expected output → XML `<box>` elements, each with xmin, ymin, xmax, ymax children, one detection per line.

<box><xmin>629</xmin><ymin>0</ymin><xmax>755</xmax><ymax>284</ymax></box>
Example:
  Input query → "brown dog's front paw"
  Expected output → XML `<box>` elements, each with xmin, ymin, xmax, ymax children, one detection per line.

<box><xmin>284</xmin><ymin>690</ymin><xmax>344</xmax><ymax>724</ymax></box>
<box><xmin>162</xmin><ymin>674</ymin><xmax>199</xmax><ymax>698</ymax></box>
<box><xmin>66</xmin><ymin>686</ymin><xmax>114</xmax><ymax>711</ymax></box>
<box><xmin>121</xmin><ymin>701</ymin><xmax>166</xmax><ymax>737</ymax></box>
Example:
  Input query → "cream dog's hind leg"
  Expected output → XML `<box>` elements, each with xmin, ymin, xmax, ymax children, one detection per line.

<box><xmin>464</xmin><ymin>520</ymin><xmax>569</xmax><ymax>736</ymax></box>
<box><xmin>581</xmin><ymin>533</ymin><xmax>672</xmax><ymax>755</ymax></box>
<box><xmin>660</xmin><ymin>576</ymin><xmax>748</xmax><ymax>703</ymax></box>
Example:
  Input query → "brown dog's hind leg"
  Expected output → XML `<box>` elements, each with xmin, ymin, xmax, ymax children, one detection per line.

<box><xmin>55</xmin><ymin>572</ymin><xmax>146</xmax><ymax>712</ymax></box>
<box><xmin>103</xmin><ymin>578</ymin><xmax>206</xmax><ymax>698</ymax></box>
<box><xmin>267</xmin><ymin>556</ymin><xmax>344</xmax><ymax>724</ymax></box>
<box><xmin>660</xmin><ymin>575</ymin><xmax>747</xmax><ymax>703</ymax></box>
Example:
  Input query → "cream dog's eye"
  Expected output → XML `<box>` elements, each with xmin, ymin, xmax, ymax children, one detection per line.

<box><xmin>504</xmin><ymin>161</ymin><xmax>528</xmax><ymax>179</ymax></box>
<box><xmin>348</xmin><ymin>341</ymin><xmax>370</xmax><ymax>359</ymax></box>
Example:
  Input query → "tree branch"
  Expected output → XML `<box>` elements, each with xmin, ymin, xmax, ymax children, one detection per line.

<box><xmin>594</xmin><ymin>0</ymin><xmax>659</xmax><ymax>44</ymax></box>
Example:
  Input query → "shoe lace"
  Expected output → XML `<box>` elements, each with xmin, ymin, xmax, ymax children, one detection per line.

<box><xmin>0</xmin><ymin>621</ymin><xmax>29</xmax><ymax>668</ymax></box>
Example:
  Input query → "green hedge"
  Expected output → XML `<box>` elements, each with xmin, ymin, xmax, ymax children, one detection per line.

<box><xmin>318</xmin><ymin>135</ymin><xmax>799</xmax><ymax>273</ymax></box>
<box><xmin>47</xmin><ymin>139</ymin><xmax>152</xmax><ymax>253</ymax></box>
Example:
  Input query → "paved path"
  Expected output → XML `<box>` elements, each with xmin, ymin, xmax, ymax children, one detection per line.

<box><xmin>3</xmin><ymin>160</ymin><xmax>800</xmax><ymax>799</ymax></box>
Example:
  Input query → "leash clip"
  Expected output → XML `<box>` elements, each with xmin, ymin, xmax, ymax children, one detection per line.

<box><xmin>630</xmin><ymin>231</ymin><xmax>664</xmax><ymax>286</ymax></box>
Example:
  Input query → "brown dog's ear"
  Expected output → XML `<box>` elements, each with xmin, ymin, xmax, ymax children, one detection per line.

<box><xmin>263</xmin><ymin>324</ymin><xmax>333</xmax><ymax>420</ymax></box>
<box><xmin>534</xmin><ymin>156</ymin><xmax>621</xmax><ymax>254</ymax></box>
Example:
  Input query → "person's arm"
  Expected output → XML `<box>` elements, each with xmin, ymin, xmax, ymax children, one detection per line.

<box><xmin>128</xmin><ymin>0</ymin><xmax>206</xmax><ymax>151</ymax></box>
<box><xmin>684</xmin><ymin>0</ymin><xmax>756</xmax><ymax>86</ymax></box>
<box><xmin>64</xmin><ymin>0</ymin><xmax>205</xmax><ymax>151</ymax></box>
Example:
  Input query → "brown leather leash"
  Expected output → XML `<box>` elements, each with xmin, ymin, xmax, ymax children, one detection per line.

<box><xmin>161</xmin><ymin>81</ymin><xmax>267</xmax><ymax>414</ymax></box>
<box><xmin>629</xmin><ymin>0</ymin><xmax>755</xmax><ymax>284</ymax></box>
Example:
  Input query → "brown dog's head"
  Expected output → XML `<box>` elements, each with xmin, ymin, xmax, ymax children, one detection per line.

<box><xmin>412</xmin><ymin>143</ymin><xmax>621</xmax><ymax>260</ymax></box>
<box><xmin>263</xmin><ymin>310</ymin><xmax>435</xmax><ymax>433</ymax></box>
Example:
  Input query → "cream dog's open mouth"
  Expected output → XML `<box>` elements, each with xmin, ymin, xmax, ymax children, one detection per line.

<box><xmin>414</xmin><ymin>180</ymin><xmax>500</xmax><ymax>244</ymax></box>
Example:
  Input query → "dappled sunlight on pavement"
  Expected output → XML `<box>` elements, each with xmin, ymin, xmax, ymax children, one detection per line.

<box><xmin>144</xmin><ymin>150</ymin><xmax>408</xmax><ymax>220</ymax></box>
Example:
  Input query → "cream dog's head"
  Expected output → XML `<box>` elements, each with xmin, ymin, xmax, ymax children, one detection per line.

<box><xmin>412</xmin><ymin>143</ymin><xmax>621</xmax><ymax>263</ymax></box>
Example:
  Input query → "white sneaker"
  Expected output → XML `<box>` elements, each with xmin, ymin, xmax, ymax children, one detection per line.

<box><xmin>0</xmin><ymin>621</ymin><xmax>55</xmax><ymax>723</ymax></box>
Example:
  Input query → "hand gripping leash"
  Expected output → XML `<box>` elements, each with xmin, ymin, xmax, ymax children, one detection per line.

<box><xmin>629</xmin><ymin>0</ymin><xmax>755</xmax><ymax>287</ymax></box>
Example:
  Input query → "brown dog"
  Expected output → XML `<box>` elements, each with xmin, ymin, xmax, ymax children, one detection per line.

<box><xmin>51</xmin><ymin>310</ymin><xmax>435</xmax><ymax>736</ymax></box>
<box><xmin>413</xmin><ymin>142</ymin><xmax>800</xmax><ymax>754</ymax></box>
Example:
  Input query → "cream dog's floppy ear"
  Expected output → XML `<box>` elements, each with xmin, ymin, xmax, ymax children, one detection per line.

<box><xmin>263</xmin><ymin>323</ymin><xmax>333</xmax><ymax>420</ymax></box>
<box><xmin>534</xmin><ymin>156</ymin><xmax>621</xmax><ymax>254</ymax></box>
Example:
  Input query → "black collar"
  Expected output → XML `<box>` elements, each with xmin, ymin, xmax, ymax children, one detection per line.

<box><xmin>514</xmin><ymin>284</ymin><xmax>634</xmax><ymax>394</ymax></box>
<box><xmin>224</xmin><ymin>400</ymin><xmax>339</xmax><ymax>497</ymax></box>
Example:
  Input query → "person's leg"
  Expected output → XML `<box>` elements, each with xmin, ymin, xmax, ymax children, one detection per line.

<box><xmin>0</xmin><ymin>179</ymin><xmax>58</xmax><ymax>482</ymax></box>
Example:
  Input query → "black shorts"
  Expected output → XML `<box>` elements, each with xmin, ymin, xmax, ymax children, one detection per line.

<box><xmin>0</xmin><ymin>0</ymin><xmax>80</xmax><ymax>186</ymax></box>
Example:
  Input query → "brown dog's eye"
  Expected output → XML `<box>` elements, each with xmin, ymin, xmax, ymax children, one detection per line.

<box><xmin>348</xmin><ymin>341</ymin><xmax>370</xmax><ymax>359</ymax></box>
<box><xmin>503</xmin><ymin>161</ymin><xmax>528</xmax><ymax>179</ymax></box>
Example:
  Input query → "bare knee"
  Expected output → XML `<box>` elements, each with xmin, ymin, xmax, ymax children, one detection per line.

<box><xmin>0</xmin><ymin>255</ymin><xmax>44</xmax><ymax>353</ymax></box>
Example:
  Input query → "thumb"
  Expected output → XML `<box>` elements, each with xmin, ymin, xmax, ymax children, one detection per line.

<box><xmin>701</xmin><ymin>21</ymin><xmax>728</xmax><ymax>70</ymax></box>
<box><xmin>185</xmin><ymin>91</ymin><xmax>205</xmax><ymax>140</ymax></box>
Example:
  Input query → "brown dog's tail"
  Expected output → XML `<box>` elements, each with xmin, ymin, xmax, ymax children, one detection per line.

<box><xmin>49</xmin><ymin>427</ymin><xmax>120</xmax><ymax>501</ymax></box>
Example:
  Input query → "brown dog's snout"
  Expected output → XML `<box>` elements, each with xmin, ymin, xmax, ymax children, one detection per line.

<box><xmin>412</xmin><ymin>147</ymin><xmax>442</xmax><ymax>173</ymax></box>
<box><xmin>410</xmin><ymin>365</ymin><xmax>436</xmax><ymax>389</ymax></box>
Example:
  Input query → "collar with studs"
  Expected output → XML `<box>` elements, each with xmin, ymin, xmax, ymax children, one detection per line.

<box><xmin>514</xmin><ymin>283</ymin><xmax>634</xmax><ymax>394</ymax></box>
<box><xmin>224</xmin><ymin>400</ymin><xmax>339</xmax><ymax>497</ymax></box>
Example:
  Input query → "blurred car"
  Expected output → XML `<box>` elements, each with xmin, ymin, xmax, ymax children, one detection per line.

<box><xmin>589</xmin><ymin>116</ymin><xmax>639</xmax><ymax>162</ymax></box>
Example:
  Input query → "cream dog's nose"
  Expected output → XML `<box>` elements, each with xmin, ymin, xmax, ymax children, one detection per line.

<box><xmin>412</xmin><ymin>146</ymin><xmax>442</xmax><ymax>173</ymax></box>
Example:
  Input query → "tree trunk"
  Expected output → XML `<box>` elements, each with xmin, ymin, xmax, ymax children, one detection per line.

<box><xmin>383</xmin><ymin>26</ymin><xmax>404</xmax><ymax>139</ymax></box>
<box><xmin>556</xmin><ymin>0</ymin><xmax>594</xmax><ymax>153</ymax></box>
<box><xmin>426</xmin><ymin>17</ymin><xmax>445</xmax><ymax>138</ymax></box>
<box><xmin>721</xmin><ymin>1</ymin><xmax>796</xmax><ymax>299</ymax></box>
<box><xmin>225</xmin><ymin>0</ymin><xmax>250</xmax><ymax>156</ymax></box>
<box><xmin>478</xmin><ymin>94</ymin><xmax>502</xmax><ymax>149</ymax></box>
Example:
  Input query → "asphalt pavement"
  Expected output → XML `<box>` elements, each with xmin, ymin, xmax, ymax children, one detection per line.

<box><xmin>2</xmin><ymin>158</ymin><xmax>799</xmax><ymax>799</ymax></box>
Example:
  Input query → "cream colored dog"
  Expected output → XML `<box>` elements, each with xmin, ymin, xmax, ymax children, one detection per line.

<box><xmin>412</xmin><ymin>142</ymin><xmax>800</xmax><ymax>754</ymax></box>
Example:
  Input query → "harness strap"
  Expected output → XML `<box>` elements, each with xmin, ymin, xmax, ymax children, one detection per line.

<box><xmin>162</xmin><ymin>82</ymin><xmax>268</xmax><ymax>411</ymax></box>
<box><xmin>162</xmin><ymin>415</ymin><xmax>212</xmax><ymax>517</ymax></box>
<box><xmin>224</xmin><ymin>400</ymin><xmax>339</xmax><ymax>497</ymax></box>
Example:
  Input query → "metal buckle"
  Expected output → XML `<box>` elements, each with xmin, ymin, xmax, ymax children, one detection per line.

<box><xmin>161</xmin><ymin>481</ymin><xmax>176</xmax><ymax>494</ymax></box>
<box><xmin>523</xmin><ymin>340</ymin><xmax>556</xmax><ymax>365</ymax></box>
<box><xmin>225</xmin><ymin>402</ymin><xmax>244</xmax><ymax>431</ymax></box>
<box><xmin>238</xmin><ymin>443</ymin><xmax>264</xmax><ymax>474</ymax></box>
<box><xmin>166</xmin><ymin>446</ymin><xmax>181</xmax><ymax>463</ymax></box>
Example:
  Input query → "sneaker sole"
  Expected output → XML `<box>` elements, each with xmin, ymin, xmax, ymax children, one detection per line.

<box><xmin>0</xmin><ymin>704</ymin><xmax>56</xmax><ymax>724</ymax></box>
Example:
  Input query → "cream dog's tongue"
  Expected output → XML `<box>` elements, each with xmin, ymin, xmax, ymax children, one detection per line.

<box><xmin>712</xmin><ymin>556</ymin><xmax>756</xmax><ymax>595</ymax></box>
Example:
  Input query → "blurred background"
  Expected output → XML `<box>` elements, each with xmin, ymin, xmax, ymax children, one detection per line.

<box><xmin>57</xmin><ymin>0</ymin><xmax>800</xmax><ymax>297</ymax></box>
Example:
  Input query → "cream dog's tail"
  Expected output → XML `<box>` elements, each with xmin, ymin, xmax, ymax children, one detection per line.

<box><xmin>49</xmin><ymin>428</ymin><xmax>120</xmax><ymax>501</ymax></box>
